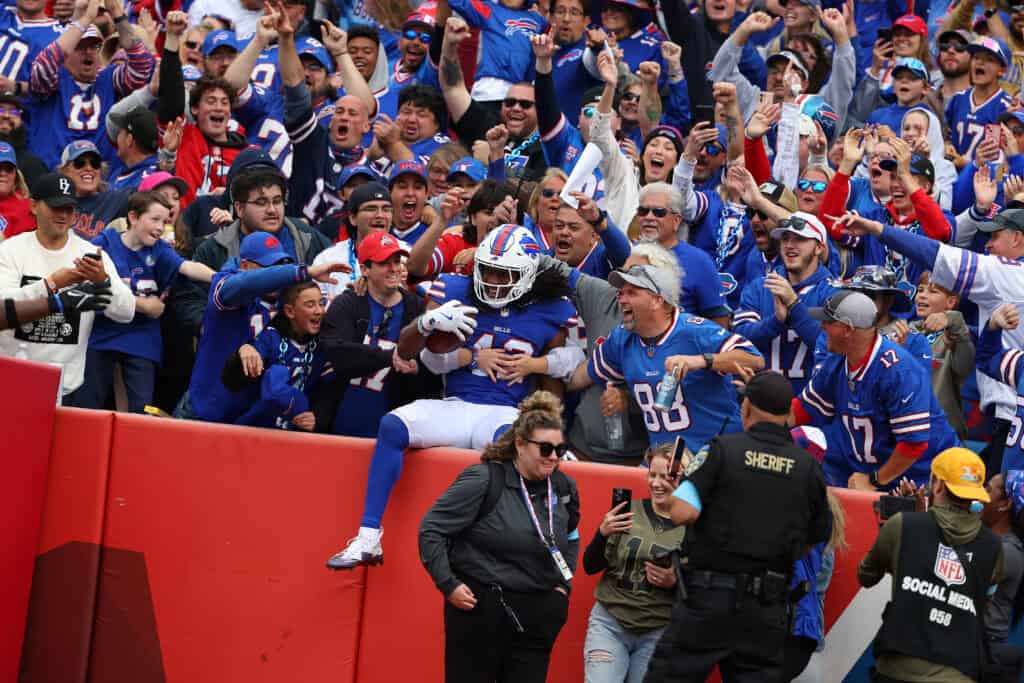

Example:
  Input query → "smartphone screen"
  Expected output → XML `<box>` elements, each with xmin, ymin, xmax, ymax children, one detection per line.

<box><xmin>611</xmin><ymin>487</ymin><xmax>632</xmax><ymax>511</ymax></box>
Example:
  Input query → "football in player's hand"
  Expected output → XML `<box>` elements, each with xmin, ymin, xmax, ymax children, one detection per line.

<box><xmin>426</xmin><ymin>330</ymin><xmax>462</xmax><ymax>354</ymax></box>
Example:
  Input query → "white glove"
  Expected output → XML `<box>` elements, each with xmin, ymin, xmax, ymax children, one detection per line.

<box><xmin>417</xmin><ymin>300</ymin><xmax>479</xmax><ymax>340</ymax></box>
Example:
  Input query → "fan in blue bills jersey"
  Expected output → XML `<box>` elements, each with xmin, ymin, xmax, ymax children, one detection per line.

<box><xmin>0</xmin><ymin>5</ymin><xmax>62</xmax><ymax>87</ymax></box>
<box><xmin>226</xmin><ymin>281</ymin><xmax>334</xmax><ymax>431</ymax></box>
<box><xmin>794</xmin><ymin>290</ymin><xmax>959</xmax><ymax>489</ymax></box>
<box><xmin>945</xmin><ymin>37</ymin><xmax>1013</xmax><ymax>159</ymax></box>
<box><xmin>326</xmin><ymin>224</ymin><xmax>580</xmax><ymax>570</ymax></box>
<box><xmin>976</xmin><ymin>304</ymin><xmax>1024</xmax><ymax>472</ymax></box>
<box><xmin>567</xmin><ymin>263</ymin><xmax>765</xmax><ymax>452</ymax></box>
<box><xmin>234</xmin><ymin>84</ymin><xmax>294</xmax><ymax>176</ymax></box>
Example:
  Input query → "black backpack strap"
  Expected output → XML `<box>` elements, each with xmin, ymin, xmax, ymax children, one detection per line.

<box><xmin>472</xmin><ymin>461</ymin><xmax>507</xmax><ymax>526</ymax></box>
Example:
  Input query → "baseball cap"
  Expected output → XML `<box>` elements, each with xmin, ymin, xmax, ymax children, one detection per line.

<box><xmin>892</xmin><ymin>56</ymin><xmax>930</xmax><ymax>83</ymax></box>
<box><xmin>766</xmin><ymin>50</ymin><xmax>809</xmax><ymax>81</ymax></box>
<box><xmin>892</xmin><ymin>14</ymin><xmax>928</xmax><ymax>36</ymax></box>
<box><xmin>968</xmin><ymin>35</ymin><xmax>1011</xmax><ymax>66</ymax></box>
<box><xmin>937</xmin><ymin>28</ymin><xmax>972</xmax><ymax>46</ymax></box>
<box><xmin>0</xmin><ymin>141</ymin><xmax>17</xmax><ymax>167</ymax></box>
<box><xmin>347</xmin><ymin>182</ymin><xmax>391</xmax><ymax>214</ymax></box>
<box><xmin>31</xmin><ymin>172</ymin><xmax>77</xmax><ymax>208</ymax></box>
<box><xmin>790</xmin><ymin>0</ymin><xmax>821</xmax><ymax>7</ymax></box>
<box><xmin>447</xmin><ymin>157</ymin><xmax>486</xmax><ymax>183</ymax></box>
<box><xmin>979</xmin><ymin>207</ymin><xmax>1024</xmax><ymax>233</ymax></box>
<box><xmin>138</xmin><ymin>171</ymin><xmax>189</xmax><ymax>196</ymax></box>
<box><xmin>60</xmin><ymin>140</ymin><xmax>101</xmax><ymax>165</ymax></box>
<box><xmin>202</xmin><ymin>30</ymin><xmax>238</xmax><ymax>57</ymax></box>
<box><xmin>297</xmin><ymin>37</ymin><xmax>333</xmax><ymax>71</ymax></box>
<box><xmin>931</xmin><ymin>447</ymin><xmax>990</xmax><ymax>503</ymax></box>
<box><xmin>358</xmin><ymin>229</ymin><xmax>410</xmax><ymax>263</ymax></box>
<box><xmin>239</xmin><ymin>231</ymin><xmax>294</xmax><ymax>266</ymax></box>
<box><xmin>736</xmin><ymin>371</ymin><xmax>793</xmax><ymax>415</ymax></box>
<box><xmin>791</xmin><ymin>425</ymin><xmax>827</xmax><ymax>463</ymax></box>
<box><xmin>0</xmin><ymin>92</ymin><xmax>23</xmax><ymax>111</ymax></box>
<box><xmin>608</xmin><ymin>264</ymin><xmax>676</xmax><ymax>303</ymax></box>
<box><xmin>808</xmin><ymin>290</ymin><xmax>878</xmax><ymax>328</ymax></box>
<box><xmin>337</xmin><ymin>164</ymin><xmax>380</xmax><ymax>190</ymax></box>
<box><xmin>110</xmin><ymin>107</ymin><xmax>159</xmax><ymax>153</ymax></box>
<box><xmin>999</xmin><ymin>110</ymin><xmax>1024</xmax><ymax>127</ymax></box>
<box><xmin>758</xmin><ymin>180</ymin><xmax>798</xmax><ymax>213</ymax></box>
<box><xmin>403</xmin><ymin>10</ymin><xmax>436</xmax><ymax>28</ymax></box>
<box><xmin>909</xmin><ymin>153</ymin><xmax>935</xmax><ymax>185</ymax></box>
<box><xmin>582</xmin><ymin>84</ymin><xmax>621</xmax><ymax>111</ymax></box>
<box><xmin>770</xmin><ymin>212</ymin><xmax>827</xmax><ymax>244</ymax></box>
<box><xmin>78</xmin><ymin>24</ymin><xmax>102</xmax><ymax>44</ymax></box>
<box><xmin>388</xmin><ymin>159</ymin><xmax>426</xmax><ymax>187</ymax></box>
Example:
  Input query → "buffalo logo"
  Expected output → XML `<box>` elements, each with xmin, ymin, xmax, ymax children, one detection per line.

<box><xmin>557</xmin><ymin>48</ymin><xmax>583</xmax><ymax>66</ymax></box>
<box><xmin>504</xmin><ymin>18</ymin><xmax>541</xmax><ymax>37</ymax></box>
<box><xmin>933</xmin><ymin>544</ymin><xmax>966</xmax><ymax>586</ymax></box>
<box><xmin>719</xmin><ymin>272</ymin><xmax>738</xmax><ymax>296</ymax></box>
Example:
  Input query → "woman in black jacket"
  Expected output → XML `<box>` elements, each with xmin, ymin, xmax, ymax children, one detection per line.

<box><xmin>419</xmin><ymin>391</ymin><xmax>580</xmax><ymax>683</ymax></box>
<box><xmin>318</xmin><ymin>229</ymin><xmax>440</xmax><ymax>435</ymax></box>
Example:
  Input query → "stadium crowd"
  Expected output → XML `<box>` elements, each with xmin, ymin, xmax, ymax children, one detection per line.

<box><xmin>4</xmin><ymin>0</ymin><xmax>1024</xmax><ymax>677</ymax></box>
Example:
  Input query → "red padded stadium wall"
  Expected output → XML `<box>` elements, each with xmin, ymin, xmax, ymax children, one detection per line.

<box><xmin>0</xmin><ymin>357</ymin><xmax>59</xmax><ymax>683</ymax></box>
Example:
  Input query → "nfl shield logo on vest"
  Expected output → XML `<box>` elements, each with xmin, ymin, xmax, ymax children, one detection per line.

<box><xmin>933</xmin><ymin>544</ymin><xmax>966</xmax><ymax>586</ymax></box>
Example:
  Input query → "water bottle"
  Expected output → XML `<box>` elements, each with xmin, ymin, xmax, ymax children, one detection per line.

<box><xmin>653</xmin><ymin>368</ymin><xmax>680</xmax><ymax>412</ymax></box>
<box><xmin>603</xmin><ymin>382</ymin><xmax>625</xmax><ymax>451</ymax></box>
<box><xmin>14</xmin><ymin>342</ymin><xmax>29</xmax><ymax>360</ymax></box>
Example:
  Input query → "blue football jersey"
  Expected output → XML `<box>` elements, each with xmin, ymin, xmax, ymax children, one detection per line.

<box><xmin>669</xmin><ymin>240</ymin><xmax>731</xmax><ymax>319</ymax></box>
<box><xmin>28</xmin><ymin>61</ymin><xmax>121</xmax><ymax>169</ymax></box>
<box><xmin>372</xmin><ymin>132</ymin><xmax>450</xmax><ymax>177</ymax></box>
<box><xmin>447</xmin><ymin>0</ymin><xmax>546</xmax><ymax>85</ymax></box>
<box><xmin>732</xmin><ymin>265</ymin><xmax>837</xmax><ymax>395</ymax></box>
<box><xmin>977</xmin><ymin>326</ymin><xmax>1024</xmax><ymax>471</ymax></box>
<box><xmin>690</xmin><ymin>190</ymin><xmax>754</xmax><ymax>308</ymax></box>
<box><xmin>0</xmin><ymin>9</ymin><xmax>60</xmax><ymax>84</ymax></box>
<box><xmin>187</xmin><ymin>265</ymin><xmax>305</xmax><ymax>422</ymax></box>
<box><xmin>552</xmin><ymin>40</ymin><xmax>599</xmax><ymax>121</ymax></box>
<box><xmin>235</xmin><ymin>84</ymin><xmax>293</xmax><ymax>176</ymax></box>
<box><xmin>88</xmin><ymin>228</ymin><xmax>184</xmax><ymax>363</ymax></box>
<box><xmin>250</xmin><ymin>44</ymin><xmax>281</xmax><ymax>91</ymax></box>
<box><xmin>799</xmin><ymin>334</ymin><xmax>959</xmax><ymax>486</ymax></box>
<box><xmin>391</xmin><ymin>221</ymin><xmax>430</xmax><ymax>246</ymax></box>
<box><xmin>427</xmin><ymin>274</ymin><xmax>576</xmax><ymax>408</ymax></box>
<box><xmin>588</xmin><ymin>310</ymin><xmax>762</xmax><ymax>450</ymax></box>
<box><xmin>946</xmin><ymin>87</ymin><xmax>1013</xmax><ymax>157</ymax></box>
<box><xmin>333</xmin><ymin>297</ymin><xmax>405</xmax><ymax>437</ymax></box>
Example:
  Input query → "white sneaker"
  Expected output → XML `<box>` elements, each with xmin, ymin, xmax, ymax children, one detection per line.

<box><xmin>326</xmin><ymin>527</ymin><xmax>384</xmax><ymax>570</ymax></box>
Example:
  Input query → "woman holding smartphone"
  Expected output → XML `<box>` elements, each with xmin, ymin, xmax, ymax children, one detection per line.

<box><xmin>581</xmin><ymin>442</ymin><xmax>688</xmax><ymax>683</ymax></box>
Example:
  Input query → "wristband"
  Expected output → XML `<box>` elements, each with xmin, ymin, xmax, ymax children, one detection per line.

<box><xmin>586</xmin><ymin>209</ymin><xmax>607</xmax><ymax>228</ymax></box>
<box><xmin>297</xmin><ymin>264</ymin><xmax>309</xmax><ymax>282</ymax></box>
<box><xmin>703</xmin><ymin>353</ymin><xmax>714</xmax><ymax>370</ymax></box>
<box><xmin>4</xmin><ymin>298</ymin><xmax>18</xmax><ymax>328</ymax></box>
<box><xmin>869</xmin><ymin>470</ymin><xmax>882</xmax><ymax>489</ymax></box>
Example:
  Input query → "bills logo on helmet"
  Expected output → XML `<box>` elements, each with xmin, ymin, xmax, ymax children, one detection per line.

<box><xmin>475</xmin><ymin>225</ymin><xmax>541</xmax><ymax>308</ymax></box>
<box><xmin>933</xmin><ymin>545</ymin><xmax>967</xmax><ymax>586</ymax></box>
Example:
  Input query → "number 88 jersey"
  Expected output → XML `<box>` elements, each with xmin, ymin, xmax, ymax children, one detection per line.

<box><xmin>588</xmin><ymin>310</ymin><xmax>761</xmax><ymax>451</ymax></box>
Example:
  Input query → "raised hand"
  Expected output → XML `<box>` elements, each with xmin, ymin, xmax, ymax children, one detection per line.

<box><xmin>486</xmin><ymin>123</ymin><xmax>509</xmax><ymax>160</ymax></box>
<box><xmin>585</xmin><ymin>26</ymin><xmax>608</xmax><ymax>50</ymax></box>
<box><xmin>1004</xmin><ymin>174</ymin><xmax>1024</xmax><ymax>202</ymax></box>
<box><xmin>737</xmin><ymin>11</ymin><xmax>778</xmax><ymax>39</ymax></box>
<box><xmin>637</xmin><ymin>60</ymin><xmax>660</xmax><ymax>86</ymax></box>
<box><xmin>531</xmin><ymin>32</ymin><xmax>557</xmax><ymax>66</ymax></box>
<box><xmin>712</xmin><ymin>81</ymin><xmax>737</xmax><ymax>108</ymax></box>
<box><xmin>974</xmin><ymin>167</ymin><xmax>998</xmax><ymax>212</ymax></box>
<box><xmin>308</xmin><ymin>261</ymin><xmax>354</xmax><ymax>284</ymax></box>
<box><xmin>828</xmin><ymin>211</ymin><xmax>884</xmax><ymax>237</ymax></box>
<box><xmin>320</xmin><ymin>19</ymin><xmax>348</xmax><ymax>56</ymax></box>
<box><xmin>597</xmin><ymin>49</ymin><xmax>618</xmax><ymax>86</ymax></box>
<box><xmin>165</xmin><ymin>9</ymin><xmax>188</xmax><ymax>36</ymax></box>
<box><xmin>599</xmin><ymin>501</ymin><xmax>634</xmax><ymax>536</ymax></box>
<box><xmin>238</xmin><ymin>343</ymin><xmax>264</xmax><ymax>377</ymax></box>
<box><xmin>818</xmin><ymin>7</ymin><xmax>848</xmax><ymax>41</ymax></box>
<box><xmin>373</xmin><ymin>114</ymin><xmax>400</xmax><ymax>146</ymax></box>
<box><xmin>440</xmin><ymin>187</ymin><xmax>466</xmax><ymax>222</ymax></box>
<box><xmin>989</xmin><ymin>303</ymin><xmax>1020</xmax><ymax>330</ymax></box>
<box><xmin>660</xmin><ymin>41</ymin><xmax>682</xmax><ymax>70</ymax></box>
<box><xmin>684</xmin><ymin>121</ymin><xmax>720</xmax><ymax>161</ymax></box>
<box><xmin>162</xmin><ymin>116</ymin><xmax>184</xmax><ymax>153</ymax></box>
<box><xmin>443</xmin><ymin>16</ymin><xmax>470</xmax><ymax>57</ymax></box>
<box><xmin>746</xmin><ymin>101</ymin><xmax>780</xmax><ymax>139</ymax></box>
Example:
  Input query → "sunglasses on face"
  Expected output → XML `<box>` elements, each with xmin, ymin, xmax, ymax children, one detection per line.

<box><xmin>526</xmin><ymin>438</ymin><xmax>569</xmax><ymax>458</ymax></box>
<box><xmin>541</xmin><ymin>188</ymin><xmax>559</xmax><ymax>198</ymax></box>
<box><xmin>797</xmin><ymin>179</ymin><xmax>828</xmax><ymax>193</ymax></box>
<box><xmin>704</xmin><ymin>142</ymin><xmax>724</xmax><ymax>156</ymax></box>
<box><xmin>72</xmin><ymin>155</ymin><xmax>102</xmax><ymax>170</ymax></box>
<box><xmin>502</xmin><ymin>97</ymin><xmax>535</xmax><ymax>110</ymax></box>
<box><xmin>937</xmin><ymin>41</ymin><xmax>967</xmax><ymax>53</ymax></box>
<box><xmin>402</xmin><ymin>29</ymin><xmax>432</xmax><ymax>43</ymax></box>
<box><xmin>185</xmin><ymin>40</ymin><xmax>200</xmax><ymax>49</ymax></box>
<box><xmin>636</xmin><ymin>205</ymin><xmax>669</xmax><ymax>217</ymax></box>
<box><xmin>582</xmin><ymin>106</ymin><xmax>596</xmax><ymax>117</ymax></box>
<box><xmin>877</xmin><ymin>158</ymin><xmax>898</xmax><ymax>172</ymax></box>
<box><xmin>620</xmin><ymin>91</ymin><xmax>640</xmax><ymax>103</ymax></box>
<box><xmin>746</xmin><ymin>208</ymin><xmax>769</xmax><ymax>220</ymax></box>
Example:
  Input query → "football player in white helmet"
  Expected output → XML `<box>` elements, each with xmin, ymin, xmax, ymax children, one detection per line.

<box><xmin>327</xmin><ymin>224</ymin><xmax>582</xmax><ymax>570</ymax></box>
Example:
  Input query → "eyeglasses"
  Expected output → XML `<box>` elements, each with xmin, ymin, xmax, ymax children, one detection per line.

<box><xmin>636</xmin><ymin>205</ymin><xmax>670</xmax><ymax>217</ymax></box>
<box><xmin>244</xmin><ymin>196</ymin><xmax>285</xmax><ymax>208</ymax></box>
<box><xmin>359</xmin><ymin>204</ymin><xmax>394</xmax><ymax>214</ymax></box>
<box><xmin>373</xmin><ymin>306</ymin><xmax>394</xmax><ymax>339</ymax></box>
<box><xmin>620</xmin><ymin>91</ymin><xmax>640</xmax><ymax>103</ymax></box>
<box><xmin>582</xmin><ymin>106</ymin><xmax>596</xmax><ymax>117</ymax></box>
<box><xmin>402</xmin><ymin>29</ymin><xmax>431</xmax><ymax>43</ymax></box>
<box><xmin>797</xmin><ymin>179</ymin><xmax>828</xmax><ymax>193</ymax></box>
<box><xmin>877</xmin><ymin>158</ymin><xmax>898</xmax><ymax>172</ymax></box>
<box><xmin>541</xmin><ymin>188</ymin><xmax>559</xmax><ymax>198</ymax></box>
<box><xmin>185</xmin><ymin>40</ymin><xmax>200</xmax><ymax>49</ymax></box>
<box><xmin>0</xmin><ymin>105</ymin><xmax>22</xmax><ymax>116</ymax></box>
<box><xmin>72</xmin><ymin>155</ymin><xmax>102</xmax><ymax>170</ymax></box>
<box><xmin>937</xmin><ymin>41</ymin><xmax>968</xmax><ymax>53</ymax></box>
<box><xmin>553</xmin><ymin>7</ymin><xmax>584</xmax><ymax>16</ymax></box>
<box><xmin>526</xmin><ymin>438</ymin><xmax>569</xmax><ymax>458</ymax></box>
<box><xmin>502</xmin><ymin>97</ymin><xmax>535</xmax><ymax>110</ymax></box>
<box><xmin>704</xmin><ymin>142</ymin><xmax>724</xmax><ymax>156</ymax></box>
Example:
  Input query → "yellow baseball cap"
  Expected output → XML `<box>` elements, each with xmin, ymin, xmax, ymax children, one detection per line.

<box><xmin>930</xmin><ymin>448</ymin><xmax>990</xmax><ymax>503</ymax></box>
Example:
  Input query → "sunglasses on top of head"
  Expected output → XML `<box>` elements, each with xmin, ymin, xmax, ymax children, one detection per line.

<box><xmin>797</xmin><ymin>179</ymin><xmax>828</xmax><ymax>193</ymax></box>
<box><xmin>526</xmin><ymin>438</ymin><xmax>569</xmax><ymax>458</ymax></box>
<box><xmin>402</xmin><ymin>29</ymin><xmax>432</xmax><ymax>43</ymax></box>
<box><xmin>503</xmin><ymin>97</ymin><xmax>535</xmax><ymax>110</ymax></box>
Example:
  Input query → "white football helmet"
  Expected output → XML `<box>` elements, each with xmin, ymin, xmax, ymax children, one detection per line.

<box><xmin>473</xmin><ymin>224</ymin><xmax>541</xmax><ymax>308</ymax></box>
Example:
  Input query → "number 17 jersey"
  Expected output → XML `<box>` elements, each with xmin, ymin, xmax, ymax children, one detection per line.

<box><xmin>588</xmin><ymin>311</ymin><xmax>761</xmax><ymax>451</ymax></box>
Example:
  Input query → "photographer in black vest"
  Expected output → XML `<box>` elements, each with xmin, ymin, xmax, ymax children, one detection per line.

<box><xmin>859</xmin><ymin>448</ymin><xmax>1004</xmax><ymax>683</ymax></box>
